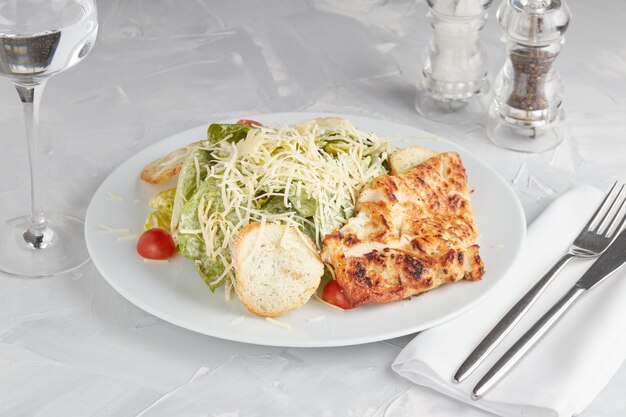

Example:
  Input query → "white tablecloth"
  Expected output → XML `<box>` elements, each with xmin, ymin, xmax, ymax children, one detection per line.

<box><xmin>1</xmin><ymin>0</ymin><xmax>624</xmax><ymax>415</ymax></box>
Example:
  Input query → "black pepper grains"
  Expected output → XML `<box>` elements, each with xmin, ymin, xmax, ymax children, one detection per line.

<box><xmin>506</xmin><ymin>48</ymin><xmax>557</xmax><ymax>111</ymax></box>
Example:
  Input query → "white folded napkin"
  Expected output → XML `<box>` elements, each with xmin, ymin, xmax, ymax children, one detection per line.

<box><xmin>392</xmin><ymin>185</ymin><xmax>626</xmax><ymax>417</ymax></box>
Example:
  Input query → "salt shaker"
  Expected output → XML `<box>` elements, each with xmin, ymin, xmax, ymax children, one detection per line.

<box><xmin>415</xmin><ymin>0</ymin><xmax>492</xmax><ymax>124</ymax></box>
<box><xmin>487</xmin><ymin>0</ymin><xmax>571</xmax><ymax>153</ymax></box>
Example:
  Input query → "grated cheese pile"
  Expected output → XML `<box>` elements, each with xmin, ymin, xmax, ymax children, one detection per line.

<box><xmin>175</xmin><ymin>118</ymin><xmax>391</xmax><ymax>294</ymax></box>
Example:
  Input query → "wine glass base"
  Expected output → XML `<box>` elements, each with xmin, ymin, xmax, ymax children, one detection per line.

<box><xmin>0</xmin><ymin>213</ymin><xmax>90</xmax><ymax>278</ymax></box>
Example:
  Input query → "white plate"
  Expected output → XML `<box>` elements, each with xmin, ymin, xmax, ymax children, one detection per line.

<box><xmin>85</xmin><ymin>112</ymin><xmax>526</xmax><ymax>347</ymax></box>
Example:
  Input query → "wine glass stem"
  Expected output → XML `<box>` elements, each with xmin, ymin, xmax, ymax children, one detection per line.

<box><xmin>16</xmin><ymin>82</ymin><xmax>54</xmax><ymax>249</ymax></box>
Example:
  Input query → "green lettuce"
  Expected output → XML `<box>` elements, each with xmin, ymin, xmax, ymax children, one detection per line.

<box><xmin>176</xmin><ymin>176</ymin><xmax>228</xmax><ymax>291</ymax></box>
<box><xmin>289</xmin><ymin>193</ymin><xmax>316</xmax><ymax>218</ymax></box>
<box><xmin>149</xmin><ymin>187</ymin><xmax>176</xmax><ymax>211</ymax></box>
<box><xmin>258</xmin><ymin>196</ymin><xmax>316</xmax><ymax>240</ymax></box>
<box><xmin>173</xmin><ymin>125</ymin><xmax>256</xmax><ymax>291</ymax></box>
<box><xmin>205</xmin><ymin>123</ymin><xmax>252</xmax><ymax>146</ymax></box>
<box><xmin>144</xmin><ymin>188</ymin><xmax>176</xmax><ymax>231</ymax></box>
<box><xmin>171</xmin><ymin>124</ymin><xmax>254</xmax><ymax>233</ymax></box>
<box><xmin>144</xmin><ymin>210</ymin><xmax>172</xmax><ymax>232</ymax></box>
<box><xmin>170</xmin><ymin>148</ymin><xmax>212</xmax><ymax>232</ymax></box>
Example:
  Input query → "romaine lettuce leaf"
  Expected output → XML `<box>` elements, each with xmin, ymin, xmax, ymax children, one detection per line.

<box><xmin>170</xmin><ymin>148</ymin><xmax>212</xmax><ymax>232</ymax></box>
<box><xmin>172</xmin><ymin>124</ymin><xmax>257</xmax><ymax>290</ymax></box>
<box><xmin>176</xmin><ymin>176</ymin><xmax>228</xmax><ymax>291</ymax></box>
<box><xmin>205</xmin><ymin>123</ymin><xmax>252</xmax><ymax>146</ymax></box>
<box><xmin>145</xmin><ymin>210</ymin><xmax>172</xmax><ymax>231</ymax></box>
<box><xmin>171</xmin><ymin>124</ymin><xmax>253</xmax><ymax>232</ymax></box>
<box><xmin>259</xmin><ymin>192</ymin><xmax>316</xmax><ymax>218</ymax></box>
<box><xmin>258</xmin><ymin>196</ymin><xmax>316</xmax><ymax>240</ymax></box>
<box><xmin>144</xmin><ymin>188</ymin><xmax>176</xmax><ymax>231</ymax></box>
<box><xmin>261</xmin><ymin>196</ymin><xmax>289</xmax><ymax>214</ymax></box>
<box><xmin>149</xmin><ymin>188</ymin><xmax>176</xmax><ymax>210</ymax></box>
<box><xmin>289</xmin><ymin>193</ymin><xmax>316</xmax><ymax>218</ymax></box>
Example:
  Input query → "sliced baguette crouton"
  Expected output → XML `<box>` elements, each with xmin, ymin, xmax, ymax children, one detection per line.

<box><xmin>232</xmin><ymin>223</ymin><xmax>323</xmax><ymax>317</ymax></box>
<box><xmin>294</xmin><ymin>117</ymin><xmax>355</xmax><ymax>135</ymax></box>
<box><xmin>140</xmin><ymin>141</ymin><xmax>201</xmax><ymax>184</ymax></box>
<box><xmin>389</xmin><ymin>146</ymin><xmax>439</xmax><ymax>175</ymax></box>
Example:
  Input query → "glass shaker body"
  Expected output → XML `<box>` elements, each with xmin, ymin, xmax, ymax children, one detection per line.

<box><xmin>487</xmin><ymin>0</ymin><xmax>571</xmax><ymax>153</ymax></box>
<box><xmin>415</xmin><ymin>0</ymin><xmax>492</xmax><ymax>123</ymax></box>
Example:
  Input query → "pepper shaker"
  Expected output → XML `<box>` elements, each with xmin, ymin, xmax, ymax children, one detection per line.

<box><xmin>487</xmin><ymin>0</ymin><xmax>571</xmax><ymax>153</ymax></box>
<box><xmin>415</xmin><ymin>0</ymin><xmax>492</xmax><ymax>124</ymax></box>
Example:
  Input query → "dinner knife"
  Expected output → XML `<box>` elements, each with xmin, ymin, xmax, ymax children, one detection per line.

<box><xmin>471</xmin><ymin>227</ymin><xmax>626</xmax><ymax>400</ymax></box>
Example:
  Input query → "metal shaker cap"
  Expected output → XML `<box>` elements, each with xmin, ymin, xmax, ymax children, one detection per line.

<box><xmin>497</xmin><ymin>0</ymin><xmax>571</xmax><ymax>45</ymax></box>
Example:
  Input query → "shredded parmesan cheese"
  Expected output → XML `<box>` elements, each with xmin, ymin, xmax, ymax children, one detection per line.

<box><xmin>143</xmin><ymin>259</ymin><xmax>170</xmax><ymax>264</ymax></box>
<box><xmin>107</xmin><ymin>192</ymin><xmax>124</xmax><ymax>202</ymax></box>
<box><xmin>116</xmin><ymin>233</ymin><xmax>141</xmax><ymax>241</ymax></box>
<box><xmin>265</xmin><ymin>317</ymin><xmax>293</xmax><ymax>330</ymax></box>
<box><xmin>192</xmin><ymin>119</ymin><xmax>390</xmax><ymax>290</ymax></box>
<box><xmin>99</xmin><ymin>224</ymin><xmax>131</xmax><ymax>234</ymax></box>
<box><xmin>225</xmin><ymin>280</ymin><xmax>234</xmax><ymax>301</ymax></box>
<box><xmin>313</xmin><ymin>293</ymin><xmax>345</xmax><ymax>311</ymax></box>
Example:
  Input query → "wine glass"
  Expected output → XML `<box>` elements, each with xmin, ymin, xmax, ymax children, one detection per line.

<box><xmin>0</xmin><ymin>0</ymin><xmax>98</xmax><ymax>277</ymax></box>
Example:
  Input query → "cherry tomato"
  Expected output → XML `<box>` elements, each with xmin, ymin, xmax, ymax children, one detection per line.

<box><xmin>237</xmin><ymin>119</ymin><xmax>263</xmax><ymax>126</ymax></box>
<box><xmin>137</xmin><ymin>228</ymin><xmax>176</xmax><ymax>260</ymax></box>
<box><xmin>322</xmin><ymin>280</ymin><xmax>354</xmax><ymax>310</ymax></box>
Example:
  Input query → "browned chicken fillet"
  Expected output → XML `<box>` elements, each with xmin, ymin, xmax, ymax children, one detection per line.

<box><xmin>320</xmin><ymin>152</ymin><xmax>484</xmax><ymax>307</ymax></box>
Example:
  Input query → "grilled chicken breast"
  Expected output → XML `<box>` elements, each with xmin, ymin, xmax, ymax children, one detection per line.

<box><xmin>320</xmin><ymin>151</ymin><xmax>484</xmax><ymax>307</ymax></box>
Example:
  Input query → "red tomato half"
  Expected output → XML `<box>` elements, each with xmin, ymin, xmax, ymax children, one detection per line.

<box><xmin>237</xmin><ymin>119</ymin><xmax>263</xmax><ymax>126</ymax></box>
<box><xmin>137</xmin><ymin>228</ymin><xmax>176</xmax><ymax>260</ymax></box>
<box><xmin>322</xmin><ymin>280</ymin><xmax>354</xmax><ymax>310</ymax></box>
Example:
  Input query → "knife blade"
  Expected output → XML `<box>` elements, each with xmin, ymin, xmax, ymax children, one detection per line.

<box><xmin>472</xmin><ymin>227</ymin><xmax>626</xmax><ymax>399</ymax></box>
<box><xmin>576</xmin><ymin>227</ymin><xmax>626</xmax><ymax>290</ymax></box>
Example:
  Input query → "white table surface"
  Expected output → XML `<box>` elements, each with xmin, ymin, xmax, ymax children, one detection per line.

<box><xmin>1</xmin><ymin>0</ymin><xmax>625</xmax><ymax>416</ymax></box>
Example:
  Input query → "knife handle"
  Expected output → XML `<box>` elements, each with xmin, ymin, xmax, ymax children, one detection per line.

<box><xmin>471</xmin><ymin>285</ymin><xmax>586</xmax><ymax>399</ymax></box>
<box><xmin>453</xmin><ymin>253</ymin><xmax>575</xmax><ymax>383</ymax></box>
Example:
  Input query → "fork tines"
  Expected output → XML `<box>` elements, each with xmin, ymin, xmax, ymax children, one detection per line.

<box><xmin>589</xmin><ymin>181</ymin><xmax>626</xmax><ymax>238</ymax></box>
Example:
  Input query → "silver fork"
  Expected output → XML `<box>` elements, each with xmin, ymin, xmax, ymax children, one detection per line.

<box><xmin>454</xmin><ymin>181</ymin><xmax>626</xmax><ymax>383</ymax></box>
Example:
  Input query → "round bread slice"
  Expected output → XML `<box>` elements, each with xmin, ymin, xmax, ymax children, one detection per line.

<box><xmin>389</xmin><ymin>145</ymin><xmax>439</xmax><ymax>175</ymax></box>
<box><xmin>232</xmin><ymin>222</ymin><xmax>323</xmax><ymax>317</ymax></box>
<box><xmin>140</xmin><ymin>141</ymin><xmax>201</xmax><ymax>184</ymax></box>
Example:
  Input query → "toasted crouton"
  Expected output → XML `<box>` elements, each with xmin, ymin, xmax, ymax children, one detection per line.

<box><xmin>294</xmin><ymin>117</ymin><xmax>355</xmax><ymax>135</ymax></box>
<box><xmin>232</xmin><ymin>223</ymin><xmax>323</xmax><ymax>317</ymax></box>
<box><xmin>140</xmin><ymin>141</ymin><xmax>201</xmax><ymax>184</ymax></box>
<box><xmin>389</xmin><ymin>146</ymin><xmax>439</xmax><ymax>175</ymax></box>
